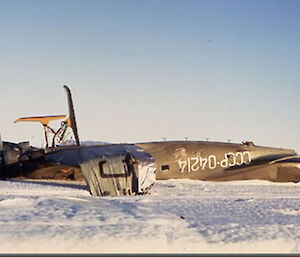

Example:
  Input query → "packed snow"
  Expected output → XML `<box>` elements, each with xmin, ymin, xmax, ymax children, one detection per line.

<box><xmin>1</xmin><ymin>178</ymin><xmax>300</xmax><ymax>253</ymax></box>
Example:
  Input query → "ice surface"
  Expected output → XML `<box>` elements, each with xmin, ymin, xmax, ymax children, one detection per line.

<box><xmin>0</xmin><ymin>178</ymin><xmax>300</xmax><ymax>253</ymax></box>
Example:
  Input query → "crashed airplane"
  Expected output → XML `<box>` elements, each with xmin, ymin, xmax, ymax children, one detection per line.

<box><xmin>1</xmin><ymin>85</ymin><xmax>300</xmax><ymax>197</ymax></box>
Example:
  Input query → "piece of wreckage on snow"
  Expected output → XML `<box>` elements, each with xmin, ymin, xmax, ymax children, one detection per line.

<box><xmin>2</xmin><ymin>85</ymin><xmax>300</xmax><ymax>197</ymax></box>
<box><xmin>47</xmin><ymin>144</ymin><xmax>156</xmax><ymax>197</ymax></box>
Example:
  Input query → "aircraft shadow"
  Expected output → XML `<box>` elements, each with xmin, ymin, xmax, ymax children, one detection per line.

<box><xmin>6</xmin><ymin>179</ymin><xmax>88</xmax><ymax>190</ymax></box>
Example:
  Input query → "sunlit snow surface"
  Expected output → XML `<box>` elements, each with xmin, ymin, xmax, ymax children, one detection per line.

<box><xmin>1</xmin><ymin>178</ymin><xmax>300</xmax><ymax>253</ymax></box>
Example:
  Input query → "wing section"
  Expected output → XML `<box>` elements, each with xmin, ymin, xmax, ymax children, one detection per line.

<box><xmin>15</xmin><ymin>115</ymin><xmax>66</xmax><ymax>126</ymax></box>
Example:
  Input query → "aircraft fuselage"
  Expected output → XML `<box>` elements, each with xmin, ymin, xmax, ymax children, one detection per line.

<box><xmin>137</xmin><ymin>141</ymin><xmax>299</xmax><ymax>182</ymax></box>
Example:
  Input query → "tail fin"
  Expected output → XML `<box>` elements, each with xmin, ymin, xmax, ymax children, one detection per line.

<box><xmin>63</xmin><ymin>85</ymin><xmax>80</xmax><ymax>146</ymax></box>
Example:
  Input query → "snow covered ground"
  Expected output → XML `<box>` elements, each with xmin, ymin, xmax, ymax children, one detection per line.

<box><xmin>1</xmin><ymin>178</ymin><xmax>300</xmax><ymax>253</ymax></box>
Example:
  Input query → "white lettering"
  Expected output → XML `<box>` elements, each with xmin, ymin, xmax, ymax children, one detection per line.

<box><xmin>177</xmin><ymin>151</ymin><xmax>252</xmax><ymax>173</ymax></box>
<box><xmin>178</xmin><ymin>160</ymin><xmax>187</xmax><ymax>173</ymax></box>
<box><xmin>190</xmin><ymin>157</ymin><xmax>199</xmax><ymax>172</ymax></box>
<box><xmin>208</xmin><ymin>155</ymin><xmax>217</xmax><ymax>169</ymax></box>
<box><xmin>200</xmin><ymin>157</ymin><xmax>208</xmax><ymax>170</ymax></box>
<box><xmin>243</xmin><ymin>151</ymin><xmax>251</xmax><ymax>164</ymax></box>
<box><xmin>227</xmin><ymin>152</ymin><xmax>236</xmax><ymax>167</ymax></box>
<box><xmin>236</xmin><ymin>152</ymin><xmax>243</xmax><ymax>166</ymax></box>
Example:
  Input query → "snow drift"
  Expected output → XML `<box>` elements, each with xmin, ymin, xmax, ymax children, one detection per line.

<box><xmin>0</xmin><ymin>178</ymin><xmax>300</xmax><ymax>253</ymax></box>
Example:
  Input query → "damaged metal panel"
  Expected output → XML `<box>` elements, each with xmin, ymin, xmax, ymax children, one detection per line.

<box><xmin>80</xmin><ymin>156</ymin><xmax>130</xmax><ymax>196</ymax></box>
<box><xmin>80</xmin><ymin>151</ymin><xmax>156</xmax><ymax>197</ymax></box>
<box><xmin>138</xmin><ymin>161</ymin><xmax>156</xmax><ymax>194</ymax></box>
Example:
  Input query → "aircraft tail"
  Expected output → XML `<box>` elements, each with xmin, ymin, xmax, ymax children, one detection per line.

<box><xmin>63</xmin><ymin>85</ymin><xmax>80</xmax><ymax>146</ymax></box>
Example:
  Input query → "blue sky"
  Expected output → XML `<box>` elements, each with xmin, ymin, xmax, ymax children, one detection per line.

<box><xmin>1</xmin><ymin>0</ymin><xmax>300</xmax><ymax>151</ymax></box>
